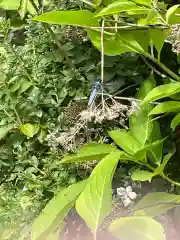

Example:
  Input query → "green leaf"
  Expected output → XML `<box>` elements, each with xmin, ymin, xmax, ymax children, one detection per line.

<box><xmin>149</xmin><ymin>101</ymin><xmax>180</xmax><ymax>115</ymax></box>
<box><xmin>95</xmin><ymin>1</ymin><xmax>148</xmax><ymax>17</ymax></box>
<box><xmin>61</xmin><ymin>143</ymin><xmax>116</xmax><ymax>163</ymax></box>
<box><xmin>139</xmin><ymin>9</ymin><xmax>162</xmax><ymax>25</ymax></box>
<box><xmin>128</xmin><ymin>9</ymin><xmax>149</xmax><ymax>15</ymax></box>
<box><xmin>166</xmin><ymin>4</ymin><xmax>180</xmax><ymax>24</ymax></box>
<box><xmin>135</xmin><ymin>0</ymin><xmax>151</xmax><ymax>6</ymax></box>
<box><xmin>20</xmin><ymin>123</ymin><xmax>40</xmax><ymax>137</ymax></box>
<box><xmin>0</xmin><ymin>0</ymin><xmax>20</xmax><ymax>10</ymax></box>
<box><xmin>131</xmin><ymin>170</ymin><xmax>154</xmax><ymax>182</ymax></box>
<box><xmin>133</xmin><ymin>192</ymin><xmax>180</xmax><ymax>217</ymax></box>
<box><xmin>18</xmin><ymin>0</ymin><xmax>28</xmax><ymax>19</ymax></box>
<box><xmin>27</xmin><ymin>0</ymin><xmax>39</xmax><ymax>15</ymax></box>
<box><xmin>32</xmin><ymin>181</ymin><xmax>87</xmax><ymax>240</ymax></box>
<box><xmin>137</xmin><ymin>75</ymin><xmax>156</xmax><ymax>100</ymax></box>
<box><xmin>166</xmin><ymin>7</ymin><xmax>180</xmax><ymax>24</ymax></box>
<box><xmin>149</xmin><ymin>29</ymin><xmax>168</xmax><ymax>60</ymax></box>
<box><xmin>148</xmin><ymin>121</ymin><xmax>163</xmax><ymax>164</ymax></box>
<box><xmin>0</xmin><ymin>125</ymin><xmax>14</xmax><ymax>140</ymax></box>
<box><xmin>109</xmin><ymin>216</ymin><xmax>165</xmax><ymax>240</ymax></box>
<box><xmin>87</xmin><ymin>30</ymin><xmax>136</xmax><ymax>56</ymax></box>
<box><xmin>33</xmin><ymin>10</ymin><xmax>99</xmax><ymax>27</ymax></box>
<box><xmin>93</xmin><ymin>0</ymin><xmax>102</xmax><ymax>6</ymax></box>
<box><xmin>142</xmin><ymin>83</ymin><xmax>180</xmax><ymax>105</ymax></box>
<box><xmin>109</xmin><ymin>130</ymin><xmax>142</xmax><ymax>155</ymax></box>
<box><xmin>130</xmin><ymin>77</ymin><xmax>160</xmax><ymax>153</ymax></box>
<box><xmin>133</xmin><ymin>138</ymin><xmax>165</xmax><ymax>161</ymax></box>
<box><xmin>18</xmin><ymin>80</ymin><xmax>32</xmax><ymax>94</ymax></box>
<box><xmin>154</xmin><ymin>153</ymin><xmax>173</xmax><ymax>175</ymax></box>
<box><xmin>171</xmin><ymin>112</ymin><xmax>180</xmax><ymax>129</ymax></box>
<box><xmin>76</xmin><ymin>150</ymin><xmax>121</xmax><ymax>232</ymax></box>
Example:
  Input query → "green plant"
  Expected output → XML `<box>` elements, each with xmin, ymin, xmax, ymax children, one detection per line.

<box><xmin>1</xmin><ymin>0</ymin><xmax>180</xmax><ymax>239</ymax></box>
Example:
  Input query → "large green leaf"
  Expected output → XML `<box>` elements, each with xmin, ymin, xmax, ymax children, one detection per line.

<box><xmin>32</xmin><ymin>180</ymin><xmax>87</xmax><ymax>240</ymax></box>
<box><xmin>109</xmin><ymin>130</ymin><xmax>142</xmax><ymax>155</ymax></box>
<box><xmin>109</xmin><ymin>216</ymin><xmax>165</xmax><ymax>240</ymax></box>
<box><xmin>130</xmin><ymin>76</ymin><xmax>163</xmax><ymax>163</ymax></box>
<box><xmin>166</xmin><ymin>4</ymin><xmax>180</xmax><ymax>24</ymax></box>
<box><xmin>95</xmin><ymin>1</ymin><xmax>148</xmax><ymax>17</ymax></box>
<box><xmin>76</xmin><ymin>150</ymin><xmax>121</xmax><ymax>232</ymax></box>
<box><xmin>33</xmin><ymin>10</ymin><xmax>99</xmax><ymax>27</ymax></box>
<box><xmin>133</xmin><ymin>138</ymin><xmax>165</xmax><ymax>161</ymax></box>
<box><xmin>142</xmin><ymin>83</ymin><xmax>180</xmax><ymax>105</ymax></box>
<box><xmin>131</xmin><ymin>170</ymin><xmax>154</xmax><ymax>182</ymax></box>
<box><xmin>61</xmin><ymin>143</ymin><xmax>116</xmax><ymax>164</ymax></box>
<box><xmin>149</xmin><ymin>101</ymin><xmax>180</xmax><ymax>115</ymax></box>
<box><xmin>167</xmin><ymin>7</ymin><xmax>180</xmax><ymax>24</ymax></box>
<box><xmin>0</xmin><ymin>0</ymin><xmax>20</xmax><ymax>10</ymax></box>
<box><xmin>87</xmin><ymin>30</ymin><xmax>136</xmax><ymax>56</ymax></box>
<box><xmin>133</xmin><ymin>192</ymin><xmax>180</xmax><ymax>217</ymax></box>
<box><xmin>171</xmin><ymin>112</ymin><xmax>180</xmax><ymax>129</ymax></box>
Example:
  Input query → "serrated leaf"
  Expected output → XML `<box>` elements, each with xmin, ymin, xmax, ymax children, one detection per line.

<box><xmin>33</xmin><ymin>10</ymin><xmax>99</xmax><ymax>27</ymax></box>
<box><xmin>131</xmin><ymin>170</ymin><xmax>154</xmax><ymax>182</ymax></box>
<box><xmin>142</xmin><ymin>83</ymin><xmax>180</xmax><ymax>105</ymax></box>
<box><xmin>109</xmin><ymin>130</ymin><xmax>142</xmax><ymax>155</ymax></box>
<box><xmin>109</xmin><ymin>216</ymin><xmax>165</xmax><ymax>240</ymax></box>
<box><xmin>95</xmin><ymin>1</ymin><xmax>148</xmax><ymax>17</ymax></box>
<box><xmin>166</xmin><ymin>4</ymin><xmax>180</xmax><ymax>24</ymax></box>
<box><xmin>150</xmin><ymin>101</ymin><xmax>180</xmax><ymax>115</ymax></box>
<box><xmin>20</xmin><ymin>123</ymin><xmax>40</xmax><ymax>137</ymax></box>
<box><xmin>171</xmin><ymin>112</ymin><xmax>180</xmax><ymax>129</ymax></box>
<box><xmin>133</xmin><ymin>192</ymin><xmax>180</xmax><ymax>217</ymax></box>
<box><xmin>32</xmin><ymin>181</ymin><xmax>87</xmax><ymax>240</ymax></box>
<box><xmin>76</xmin><ymin>150</ymin><xmax>121</xmax><ymax>232</ymax></box>
<box><xmin>61</xmin><ymin>143</ymin><xmax>116</xmax><ymax>164</ymax></box>
<box><xmin>0</xmin><ymin>0</ymin><xmax>21</xmax><ymax>10</ymax></box>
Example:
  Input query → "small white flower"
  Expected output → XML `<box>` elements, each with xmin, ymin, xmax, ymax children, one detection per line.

<box><xmin>117</xmin><ymin>186</ymin><xmax>137</xmax><ymax>207</ymax></box>
<box><xmin>122</xmin><ymin>197</ymin><xmax>132</xmax><ymax>207</ymax></box>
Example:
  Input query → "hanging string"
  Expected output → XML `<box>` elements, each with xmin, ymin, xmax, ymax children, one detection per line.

<box><xmin>100</xmin><ymin>19</ymin><xmax>105</xmax><ymax>109</ymax></box>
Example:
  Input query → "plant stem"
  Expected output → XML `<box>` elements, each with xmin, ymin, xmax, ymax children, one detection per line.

<box><xmin>161</xmin><ymin>173</ymin><xmax>180</xmax><ymax>187</ymax></box>
<box><xmin>146</xmin><ymin>163</ymin><xmax>180</xmax><ymax>187</ymax></box>
<box><xmin>143</xmin><ymin>52</ymin><xmax>180</xmax><ymax>82</ymax></box>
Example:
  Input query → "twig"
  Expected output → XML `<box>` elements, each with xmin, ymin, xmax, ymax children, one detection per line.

<box><xmin>101</xmin><ymin>20</ymin><xmax>105</xmax><ymax>111</ymax></box>
<box><xmin>141</xmin><ymin>55</ymin><xmax>167</xmax><ymax>78</ymax></box>
<box><xmin>114</xmin><ymin>84</ymin><xmax>139</xmax><ymax>96</ymax></box>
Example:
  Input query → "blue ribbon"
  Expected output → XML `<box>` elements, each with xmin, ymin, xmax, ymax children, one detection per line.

<box><xmin>88</xmin><ymin>81</ymin><xmax>101</xmax><ymax>107</ymax></box>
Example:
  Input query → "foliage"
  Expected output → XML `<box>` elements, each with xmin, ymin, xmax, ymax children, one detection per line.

<box><xmin>1</xmin><ymin>0</ymin><xmax>180</xmax><ymax>240</ymax></box>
